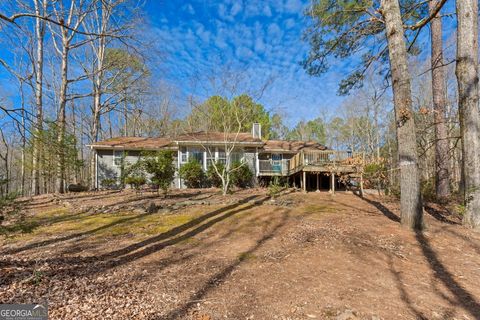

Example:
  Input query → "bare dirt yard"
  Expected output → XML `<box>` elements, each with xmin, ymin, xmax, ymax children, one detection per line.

<box><xmin>1</xmin><ymin>188</ymin><xmax>480</xmax><ymax>320</ymax></box>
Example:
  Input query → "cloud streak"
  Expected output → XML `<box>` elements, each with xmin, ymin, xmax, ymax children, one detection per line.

<box><xmin>144</xmin><ymin>0</ymin><xmax>353</xmax><ymax>126</ymax></box>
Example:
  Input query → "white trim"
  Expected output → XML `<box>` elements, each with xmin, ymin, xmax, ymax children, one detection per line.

<box><xmin>95</xmin><ymin>150</ymin><xmax>98</xmax><ymax>189</ymax></box>
<box><xmin>177</xmin><ymin>149</ymin><xmax>182</xmax><ymax>188</ymax></box>
<box><xmin>255</xmin><ymin>147</ymin><xmax>259</xmax><ymax>177</ymax></box>
<box><xmin>203</xmin><ymin>150</ymin><xmax>207</xmax><ymax>171</ymax></box>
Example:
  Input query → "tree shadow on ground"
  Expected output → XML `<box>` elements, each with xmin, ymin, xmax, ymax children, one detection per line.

<box><xmin>356</xmin><ymin>195</ymin><xmax>480</xmax><ymax>318</ymax></box>
<box><xmin>387</xmin><ymin>255</ymin><xmax>429</xmax><ymax>319</ymax></box>
<box><xmin>161</xmin><ymin>209</ymin><xmax>290</xmax><ymax>320</ymax></box>
<box><xmin>3</xmin><ymin>211</ymin><xmax>154</xmax><ymax>254</ymax></box>
<box><xmin>424</xmin><ymin>205</ymin><xmax>460</xmax><ymax>225</ymax></box>
<box><xmin>356</xmin><ymin>195</ymin><xmax>401</xmax><ymax>223</ymax></box>
<box><xmin>1</xmin><ymin>195</ymin><xmax>267</xmax><ymax>285</ymax></box>
<box><xmin>415</xmin><ymin>231</ymin><xmax>480</xmax><ymax>318</ymax></box>
<box><xmin>0</xmin><ymin>209</ymin><xmax>98</xmax><ymax>239</ymax></box>
<box><xmin>440</xmin><ymin>228</ymin><xmax>480</xmax><ymax>255</ymax></box>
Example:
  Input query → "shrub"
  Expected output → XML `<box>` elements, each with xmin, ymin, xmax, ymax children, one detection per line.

<box><xmin>141</xmin><ymin>151</ymin><xmax>176</xmax><ymax>194</ymax></box>
<box><xmin>179</xmin><ymin>160</ymin><xmax>205</xmax><ymax>188</ymax></box>
<box><xmin>207</xmin><ymin>162</ymin><xmax>225</xmax><ymax>188</ymax></box>
<box><xmin>125</xmin><ymin>176</ymin><xmax>147</xmax><ymax>190</ymax></box>
<box><xmin>101</xmin><ymin>178</ymin><xmax>117</xmax><ymax>189</ymax></box>
<box><xmin>230</xmin><ymin>161</ymin><xmax>253</xmax><ymax>188</ymax></box>
<box><xmin>267</xmin><ymin>176</ymin><xmax>283</xmax><ymax>199</ymax></box>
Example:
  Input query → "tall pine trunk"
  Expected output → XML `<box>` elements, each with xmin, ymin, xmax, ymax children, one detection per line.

<box><xmin>429</xmin><ymin>0</ymin><xmax>451</xmax><ymax>200</ymax></box>
<box><xmin>381</xmin><ymin>0</ymin><xmax>423</xmax><ymax>229</ymax></box>
<box><xmin>456</xmin><ymin>0</ymin><xmax>480</xmax><ymax>230</ymax></box>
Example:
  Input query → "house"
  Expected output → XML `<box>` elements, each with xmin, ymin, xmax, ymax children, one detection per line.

<box><xmin>88</xmin><ymin>124</ymin><xmax>364</xmax><ymax>192</ymax></box>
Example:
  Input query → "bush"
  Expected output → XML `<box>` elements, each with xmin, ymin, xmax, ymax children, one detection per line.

<box><xmin>141</xmin><ymin>151</ymin><xmax>176</xmax><ymax>194</ymax></box>
<box><xmin>179</xmin><ymin>160</ymin><xmax>205</xmax><ymax>188</ymax></box>
<box><xmin>268</xmin><ymin>176</ymin><xmax>283</xmax><ymax>199</ymax></box>
<box><xmin>125</xmin><ymin>176</ymin><xmax>147</xmax><ymax>190</ymax></box>
<box><xmin>101</xmin><ymin>178</ymin><xmax>117</xmax><ymax>189</ymax></box>
<box><xmin>230</xmin><ymin>161</ymin><xmax>253</xmax><ymax>188</ymax></box>
<box><xmin>206</xmin><ymin>162</ymin><xmax>225</xmax><ymax>188</ymax></box>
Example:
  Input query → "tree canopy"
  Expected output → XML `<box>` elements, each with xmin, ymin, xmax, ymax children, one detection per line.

<box><xmin>302</xmin><ymin>0</ymin><xmax>428</xmax><ymax>94</ymax></box>
<box><xmin>188</xmin><ymin>94</ymin><xmax>272</xmax><ymax>138</ymax></box>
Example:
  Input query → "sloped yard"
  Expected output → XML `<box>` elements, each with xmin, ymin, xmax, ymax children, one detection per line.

<box><xmin>1</xmin><ymin>190</ymin><xmax>480</xmax><ymax>319</ymax></box>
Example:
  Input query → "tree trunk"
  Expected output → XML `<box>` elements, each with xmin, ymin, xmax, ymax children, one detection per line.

<box><xmin>429</xmin><ymin>0</ymin><xmax>451</xmax><ymax>200</ymax></box>
<box><xmin>31</xmin><ymin>0</ymin><xmax>46</xmax><ymax>196</ymax></box>
<box><xmin>20</xmin><ymin>82</ymin><xmax>26</xmax><ymax>196</ymax></box>
<box><xmin>456</xmin><ymin>0</ymin><xmax>480</xmax><ymax>230</ymax></box>
<box><xmin>55</xmin><ymin>28</ymin><xmax>69</xmax><ymax>194</ymax></box>
<box><xmin>381</xmin><ymin>0</ymin><xmax>423</xmax><ymax>229</ymax></box>
<box><xmin>90</xmin><ymin>85</ymin><xmax>101</xmax><ymax>189</ymax></box>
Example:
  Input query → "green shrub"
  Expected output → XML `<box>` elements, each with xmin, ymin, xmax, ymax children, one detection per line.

<box><xmin>206</xmin><ymin>162</ymin><xmax>225</xmax><ymax>188</ymax></box>
<box><xmin>125</xmin><ymin>176</ymin><xmax>147</xmax><ymax>190</ymax></box>
<box><xmin>140</xmin><ymin>151</ymin><xmax>176</xmax><ymax>194</ymax></box>
<box><xmin>101</xmin><ymin>178</ymin><xmax>117</xmax><ymax>189</ymax></box>
<box><xmin>230</xmin><ymin>161</ymin><xmax>253</xmax><ymax>188</ymax></box>
<box><xmin>179</xmin><ymin>160</ymin><xmax>205</xmax><ymax>188</ymax></box>
<box><xmin>268</xmin><ymin>176</ymin><xmax>283</xmax><ymax>199</ymax></box>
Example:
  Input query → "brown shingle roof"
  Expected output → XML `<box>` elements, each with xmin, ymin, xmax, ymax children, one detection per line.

<box><xmin>263</xmin><ymin>140</ymin><xmax>327</xmax><ymax>153</ymax></box>
<box><xmin>90</xmin><ymin>134</ymin><xmax>326</xmax><ymax>152</ymax></box>
<box><xmin>174</xmin><ymin>131</ymin><xmax>263</xmax><ymax>144</ymax></box>
<box><xmin>89</xmin><ymin>137</ymin><xmax>173</xmax><ymax>150</ymax></box>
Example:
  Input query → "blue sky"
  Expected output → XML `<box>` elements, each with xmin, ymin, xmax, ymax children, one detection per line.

<box><xmin>142</xmin><ymin>0</ymin><xmax>457</xmax><ymax>127</ymax></box>
<box><xmin>0</xmin><ymin>0</ymin><xmax>457</xmax><ymax>129</ymax></box>
<box><xmin>143</xmin><ymin>0</ymin><xmax>358</xmax><ymax>127</ymax></box>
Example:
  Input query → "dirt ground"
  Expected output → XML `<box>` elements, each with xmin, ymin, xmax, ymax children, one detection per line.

<box><xmin>1</xmin><ymin>189</ymin><xmax>480</xmax><ymax>320</ymax></box>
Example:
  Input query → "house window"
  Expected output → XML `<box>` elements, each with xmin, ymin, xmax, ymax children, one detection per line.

<box><xmin>231</xmin><ymin>152</ymin><xmax>243</xmax><ymax>164</ymax></box>
<box><xmin>206</xmin><ymin>148</ymin><xmax>215</xmax><ymax>168</ymax></box>
<box><xmin>113</xmin><ymin>150</ymin><xmax>123</xmax><ymax>166</ymax></box>
<box><xmin>189</xmin><ymin>148</ymin><xmax>204</xmax><ymax>166</ymax></box>
<box><xmin>180</xmin><ymin>147</ymin><xmax>187</xmax><ymax>163</ymax></box>
<box><xmin>217</xmin><ymin>149</ymin><xmax>226</xmax><ymax>165</ymax></box>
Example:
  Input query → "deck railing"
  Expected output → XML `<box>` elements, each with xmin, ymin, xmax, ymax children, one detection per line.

<box><xmin>259</xmin><ymin>150</ymin><xmax>363</xmax><ymax>175</ymax></box>
<box><xmin>258</xmin><ymin>159</ymin><xmax>290</xmax><ymax>175</ymax></box>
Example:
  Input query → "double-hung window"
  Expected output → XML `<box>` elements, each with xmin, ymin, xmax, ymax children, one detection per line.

<box><xmin>217</xmin><ymin>149</ymin><xmax>227</xmax><ymax>165</ymax></box>
<box><xmin>206</xmin><ymin>147</ymin><xmax>215</xmax><ymax>168</ymax></box>
<box><xmin>189</xmin><ymin>148</ymin><xmax>204</xmax><ymax>166</ymax></box>
<box><xmin>180</xmin><ymin>147</ymin><xmax>188</xmax><ymax>164</ymax></box>
<box><xmin>113</xmin><ymin>150</ymin><xmax>123</xmax><ymax>166</ymax></box>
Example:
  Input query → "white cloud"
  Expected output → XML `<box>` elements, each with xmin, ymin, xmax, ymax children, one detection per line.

<box><xmin>267</xmin><ymin>23</ymin><xmax>282</xmax><ymax>39</ymax></box>
<box><xmin>284</xmin><ymin>0</ymin><xmax>303</xmax><ymax>13</ymax></box>
<box><xmin>230</xmin><ymin>2</ymin><xmax>242</xmax><ymax>17</ymax></box>
<box><xmin>263</xmin><ymin>4</ymin><xmax>272</xmax><ymax>17</ymax></box>
<box><xmin>254</xmin><ymin>38</ymin><xmax>265</xmax><ymax>53</ymax></box>
<box><xmin>285</xmin><ymin>18</ymin><xmax>295</xmax><ymax>29</ymax></box>
<box><xmin>183</xmin><ymin>4</ymin><xmax>195</xmax><ymax>15</ymax></box>
<box><xmin>235</xmin><ymin>46</ymin><xmax>254</xmax><ymax>59</ymax></box>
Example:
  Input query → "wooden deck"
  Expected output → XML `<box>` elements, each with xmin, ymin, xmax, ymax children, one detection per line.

<box><xmin>258</xmin><ymin>150</ymin><xmax>363</xmax><ymax>177</ymax></box>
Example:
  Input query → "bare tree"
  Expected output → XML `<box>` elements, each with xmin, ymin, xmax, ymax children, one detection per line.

<box><xmin>186</xmin><ymin>97</ymin><xmax>256</xmax><ymax>196</ymax></box>
<box><xmin>49</xmin><ymin>0</ymin><xmax>93</xmax><ymax>193</ymax></box>
<box><xmin>456</xmin><ymin>0</ymin><xmax>480</xmax><ymax>230</ymax></box>
<box><xmin>31</xmin><ymin>0</ymin><xmax>47</xmax><ymax>195</ymax></box>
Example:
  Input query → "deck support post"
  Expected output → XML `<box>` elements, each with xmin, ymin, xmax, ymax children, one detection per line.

<box><xmin>330</xmin><ymin>172</ymin><xmax>335</xmax><ymax>195</ymax></box>
<box><xmin>360</xmin><ymin>173</ymin><xmax>364</xmax><ymax>197</ymax></box>
<box><xmin>302</xmin><ymin>171</ymin><xmax>306</xmax><ymax>193</ymax></box>
<box><xmin>316</xmin><ymin>173</ymin><xmax>320</xmax><ymax>192</ymax></box>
